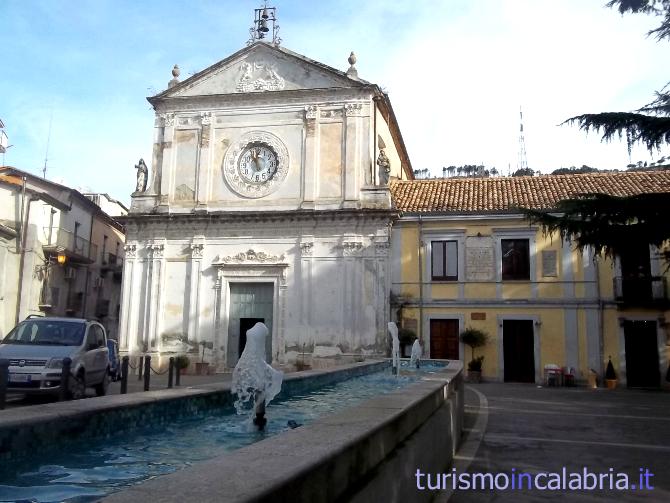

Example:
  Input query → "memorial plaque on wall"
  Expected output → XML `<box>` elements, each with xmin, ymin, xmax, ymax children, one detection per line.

<box><xmin>542</xmin><ymin>250</ymin><xmax>558</xmax><ymax>277</ymax></box>
<box><xmin>465</xmin><ymin>236</ymin><xmax>495</xmax><ymax>281</ymax></box>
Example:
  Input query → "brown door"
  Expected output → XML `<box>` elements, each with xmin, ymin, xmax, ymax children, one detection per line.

<box><xmin>430</xmin><ymin>319</ymin><xmax>460</xmax><ymax>360</ymax></box>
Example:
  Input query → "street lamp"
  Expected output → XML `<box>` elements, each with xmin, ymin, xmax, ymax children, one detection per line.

<box><xmin>57</xmin><ymin>253</ymin><xmax>67</xmax><ymax>265</ymax></box>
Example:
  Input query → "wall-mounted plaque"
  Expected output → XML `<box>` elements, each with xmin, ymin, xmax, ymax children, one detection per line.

<box><xmin>465</xmin><ymin>236</ymin><xmax>494</xmax><ymax>281</ymax></box>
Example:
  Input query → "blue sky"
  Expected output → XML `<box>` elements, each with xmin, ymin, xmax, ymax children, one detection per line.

<box><xmin>1</xmin><ymin>0</ymin><xmax>668</xmax><ymax>205</ymax></box>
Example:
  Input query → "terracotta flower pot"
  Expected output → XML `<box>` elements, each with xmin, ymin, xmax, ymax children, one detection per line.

<box><xmin>606</xmin><ymin>379</ymin><xmax>617</xmax><ymax>389</ymax></box>
<box><xmin>468</xmin><ymin>370</ymin><xmax>482</xmax><ymax>383</ymax></box>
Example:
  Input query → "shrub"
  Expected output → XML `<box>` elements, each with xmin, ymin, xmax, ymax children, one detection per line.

<box><xmin>398</xmin><ymin>328</ymin><xmax>416</xmax><ymax>344</ymax></box>
<box><xmin>175</xmin><ymin>355</ymin><xmax>190</xmax><ymax>370</ymax></box>
<box><xmin>460</xmin><ymin>327</ymin><xmax>489</xmax><ymax>360</ymax></box>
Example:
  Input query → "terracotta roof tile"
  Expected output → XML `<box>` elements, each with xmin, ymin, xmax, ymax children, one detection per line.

<box><xmin>389</xmin><ymin>171</ymin><xmax>670</xmax><ymax>213</ymax></box>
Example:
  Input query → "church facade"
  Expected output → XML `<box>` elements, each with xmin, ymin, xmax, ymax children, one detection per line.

<box><xmin>119</xmin><ymin>42</ymin><xmax>413</xmax><ymax>370</ymax></box>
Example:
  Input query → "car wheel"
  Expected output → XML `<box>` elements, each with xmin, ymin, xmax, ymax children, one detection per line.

<box><xmin>95</xmin><ymin>369</ymin><xmax>110</xmax><ymax>396</ymax></box>
<box><xmin>69</xmin><ymin>372</ymin><xmax>86</xmax><ymax>400</ymax></box>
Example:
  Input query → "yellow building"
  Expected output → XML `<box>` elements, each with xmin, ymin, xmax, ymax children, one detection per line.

<box><xmin>389</xmin><ymin>171</ymin><xmax>670</xmax><ymax>388</ymax></box>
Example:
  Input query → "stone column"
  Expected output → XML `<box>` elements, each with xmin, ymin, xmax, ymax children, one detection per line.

<box><xmin>119</xmin><ymin>244</ymin><xmax>138</xmax><ymax>353</ymax></box>
<box><xmin>344</xmin><ymin>103</ymin><xmax>362</xmax><ymax>206</ymax></box>
<box><xmin>159</xmin><ymin>113</ymin><xmax>175</xmax><ymax>206</ymax></box>
<box><xmin>213</xmin><ymin>269</ymin><xmax>228</xmax><ymax>371</ymax></box>
<box><xmin>301</xmin><ymin>106</ymin><xmax>319</xmax><ymax>209</ymax></box>
<box><xmin>188</xmin><ymin>240</ymin><xmax>204</xmax><ymax>344</ymax></box>
<box><xmin>146</xmin><ymin>243</ymin><xmax>165</xmax><ymax>352</ymax></box>
<box><xmin>196</xmin><ymin>112</ymin><xmax>211</xmax><ymax>210</ymax></box>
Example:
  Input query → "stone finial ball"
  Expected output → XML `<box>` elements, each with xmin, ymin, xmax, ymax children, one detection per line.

<box><xmin>348</xmin><ymin>52</ymin><xmax>356</xmax><ymax>66</ymax></box>
<box><xmin>172</xmin><ymin>64</ymin><xmax>180</xmax><ymax>78</ymax></box>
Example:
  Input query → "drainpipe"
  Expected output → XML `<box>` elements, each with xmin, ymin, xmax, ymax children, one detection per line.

<box><xmin>595</xmin><ymin>256</ymin><xmax>604</xmax><ymax>377</ymax></box>
<box><xmin>418</xmin><ymin>214</ymin><xmax>424</xmax><ymax>347</ymax></box>
<box><xmin>15</xmin><ymin>186</ymin><xmax>37</xmax><ymax>325</ymax></box>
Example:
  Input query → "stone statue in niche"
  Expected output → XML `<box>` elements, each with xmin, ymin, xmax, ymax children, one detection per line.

<box><xmin>134</xmin><ymin>158</ymin><xmax>148</xmax><ymax>193</ymax></box>
<box><xmin>377</xmin><ymin>149</ymin><xmax>391</xmax><ymax>185</ymax></box>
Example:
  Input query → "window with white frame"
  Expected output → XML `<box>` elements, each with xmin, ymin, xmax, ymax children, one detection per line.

<box><xmin>431</xmin><ymin>240</ymin><xmax>458</xmax><ymax>281</ymax></box>
<box><xmin>501</xmin><ymin>238</ymin><xmax>530</xmax><ymax>280</ymax></box>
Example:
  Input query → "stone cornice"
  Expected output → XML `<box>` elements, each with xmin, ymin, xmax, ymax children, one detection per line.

<box><xmin>149</xmin><ymin>87</ymin><xmax>377</xmax><ymax>114</ymax></box>
<box><xmin>119</xmin><ymin>208</ymin><xmax>399</xmax><ymax>226</ymax></box>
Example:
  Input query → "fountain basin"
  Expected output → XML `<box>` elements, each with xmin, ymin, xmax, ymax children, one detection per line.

<box><xmin>102</xmin><ymin>360</ymin><xmax>463</xmax><ymax>503</ymax></box>
<box><xmin>0</xmin><ymin>360</ymin><xmax>463</xmax><ymax>502</ymax></box>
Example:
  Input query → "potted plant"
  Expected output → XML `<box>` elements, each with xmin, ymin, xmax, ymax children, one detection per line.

<box><xmin>460</xmin><ymin>327</ymin><xmax>489</xmax><ymax>383</ymax></box>
<box><xmin>605</xmin><ymin>356</ymin><xmax>617</xmax><ymax>389</ymax></box>
<box><xmin>196</xmin><ymin>341</ymin><xmax>213</xmax><ymax>375</ymax></box>
<box><xmin>467</xmin><ymin>356</ymin><xmax>485</xmax><ymax>383</ymax></box>
<box><xmin>174</xmin><ymin>355</ymin><xmax>190</xmax><ymax>375</ymax></box>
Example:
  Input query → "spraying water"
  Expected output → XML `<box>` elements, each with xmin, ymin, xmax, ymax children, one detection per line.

<box><xmin>232</xmin><ymin>322</ymin><xmax>283</xmax><ymax>430</ymax></box>
<box><xmin>388</xmin><ymin>322</ymin><xmax>400</xmax><ymax>376</ymax></box>
<box><xmin>409</xmin><ymin>339</ymin><xmax>422</xmax><ymax>369</ymax></box>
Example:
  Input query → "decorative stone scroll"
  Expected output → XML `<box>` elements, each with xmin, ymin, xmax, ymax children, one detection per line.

<box><xmin>146</xmin><ymin>243</ymin><xmax>165</xmax><ymax>259</ymax></box>
<box><xmin>341</xmin><ymin>241</ymin><xmax>363</xmax><ymax>256</ymax></box>
<box><xmin>236</xmin><ymin>61</ymin><xmax>286</xmax><ymax>92</ymax></box>
<box><xmin>216</xmin><ymin>249</ymin><xmax>285</xmax><ymax>264</ymax></box>
<box><xmin>161</xmin><ymin>113</ymin><xmax>175</xmax><ymax>127</ymax></box>
<box><xmin>305</xmin><ymin>105</ymin><xmax>318</xmax><ymax>120</ymax></box>
<box><xmin>300</xmin><ymin>241</ymin><xmax>314</xmax><ymax>256</ymax></box>
<box><xmin>124</xmin><ymin>244</ymin><xmax>137</xmax><ymax>258</ymax></box>
<box><xmin>200</xmin><ymin>111</ymin><xmax>212</xmax><ymax>125</ymax></box>
<box><xmin>345</xmin><ymin>103</ymin><xmax>363</xmax><ymax>116</ymax></box>
<box><xmin>190</xmin><ymin>243</ymin><xmax>204</xmax><ymax>259</ymax></box>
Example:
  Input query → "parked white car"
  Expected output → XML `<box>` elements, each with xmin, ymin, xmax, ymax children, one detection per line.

<box><xmin>0</xmin><ymin>317</ymin><xmax>110</xmax><ymax>399</ymax></box>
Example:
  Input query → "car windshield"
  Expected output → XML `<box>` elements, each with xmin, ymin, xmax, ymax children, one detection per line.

<box><xmin>2</xmin><ymin>320</ymin><xmax>85</xmax><ymax>346</ymax></box>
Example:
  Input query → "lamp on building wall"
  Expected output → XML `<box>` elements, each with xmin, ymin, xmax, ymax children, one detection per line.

<box><xmin>57</xmin><ymin>253</ymin><xmax>67</xmax><ymax>265</ymax></box>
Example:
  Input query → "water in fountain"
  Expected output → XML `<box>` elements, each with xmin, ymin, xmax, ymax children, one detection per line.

<box><xmin>388</xmin><ymin>322</ymin><xmax>400</xmax><ymax>376</ymax></box>
<box><xmin>231</xmin><ymin>322</ymin><xmax>283</xmax><ymax>430</ymax></box>
<box><xmin>409</xmin><ymin>338</ymin><xmax>422</xmax><ymax>368</ymax></box>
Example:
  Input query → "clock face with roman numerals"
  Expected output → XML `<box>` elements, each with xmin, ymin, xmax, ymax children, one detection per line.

<box><xmin>223</xmin><ymin>130</ymin><xmax>289</xmax><ymax>199</ymax></box>
<box><xmin>238</xmin><ymin>143</ymin><xmax>278</xmax><ymax>185</ymax></box>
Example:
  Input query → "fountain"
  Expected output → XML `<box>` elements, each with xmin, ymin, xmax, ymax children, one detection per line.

<box><xmin>231</xmin><ymin>322</ymin><xmax>283</xmax><ymax>430</ymax></box>
<box><xmin>387</xmin><ymin>322</ymin><xmax>400</xmax><ymax>376</ymax></box>
<box><xmin>409</xmin><ymin>338</ymin><xmax>422</xmax><ymax>368</ymax></box>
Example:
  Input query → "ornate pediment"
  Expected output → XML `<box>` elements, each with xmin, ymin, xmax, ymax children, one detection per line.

<box><xmin>153</xmin><ymin>43</ymin><xmax>364</xmax><ymax>100</ymax></box>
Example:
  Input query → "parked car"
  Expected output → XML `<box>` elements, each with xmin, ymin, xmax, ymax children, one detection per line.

<box><xmin>0</xmin><ymin>317</ymin><xmax>110</xmax><ymax>399</ymax></box>
<box><xmin>106</xmin><ymin>338</ymin><xmax>122</xmax><ymax>381</ymax></box>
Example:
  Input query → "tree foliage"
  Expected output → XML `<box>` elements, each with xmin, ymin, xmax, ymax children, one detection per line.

<box><xmin>564</xmin><ymin>1</ymin><xmax>670</xmax><ymax>153</ymax></box>
<box><xmin>522</xmin><ymin>192</ymin><xmax>670</xmax><ymax>265</ymax></box>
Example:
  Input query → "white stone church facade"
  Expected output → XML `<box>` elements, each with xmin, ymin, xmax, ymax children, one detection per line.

<box><xmin>119</xmin><ymin>42</ymin><xmax>413</xmax><ymax>370</ymax></box>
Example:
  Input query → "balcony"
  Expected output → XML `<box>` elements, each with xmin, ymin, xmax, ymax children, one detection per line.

<box><xmin>101</xmin><ymin>252</ymin><xmax>123</xmax><ymax>272</ymax></box>
<box><xmin>43</xmin><ymin>227</ymin><xmax>97</xmax><ymax>264</ymax></box>
<box><xmin>613</xmin><ymin>276</ymin><xmax>669</xmax><ymax>308</ymax></box>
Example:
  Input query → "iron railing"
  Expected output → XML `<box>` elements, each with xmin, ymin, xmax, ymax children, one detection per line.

<box><xmin>43</xmin><ymin>226</ymin><xmax>97</xmax><ymax>263</ymax></box>
<box><xmin>613</xmin><ymin>276</ymin><xmax>668</xmax><ymax>305</ymax></box>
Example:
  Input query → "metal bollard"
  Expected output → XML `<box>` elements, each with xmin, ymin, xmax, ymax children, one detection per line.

<box><xmin>0</xmin><ymin>359</ymin><xmax>9</xmax><ymax>410</ymax></box>
<box><xmin>138</xmin><ymin>356</ymin><xmax>144</xmax><ymax>380</ymax></box>
<box><xmin>175</xmin><ymin>361</ymin><xmax>181</xmax><ymax>387</ymax></box>
<box><xmin>59</xmin><ymin>357</ymin><xmax>72</xmax><ymax>401</ymax></box>
<box><xmin>121</xmin><ymin>356</ymin><xmax>129</xmax><ymax>394</ymax></box>
<box><xmin>168</xmin><ymin>357</ymin><xmax>174</xmax><ymax>389</ymax></box>
<box><xmin>143</xmin><ymin>355</ymin><xmax>151</xmax><ymax>391</ymax></box>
